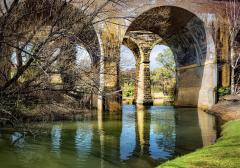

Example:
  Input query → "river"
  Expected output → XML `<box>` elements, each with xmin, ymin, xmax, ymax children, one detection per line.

<box><xmin>0</xmin><ymin>105</ymin><xmax>217</xmax><ymax>168</ymax></box>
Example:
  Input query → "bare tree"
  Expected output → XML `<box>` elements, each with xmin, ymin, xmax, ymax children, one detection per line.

<box><xmin>224</xmin><ymin>0</ymin><xmax>240</xmax><ymax>94</ymax></box>
<box><xmin>0</xmin><ymin>0</ymin><xmax>129</xmax><ymax>126</ymax></box>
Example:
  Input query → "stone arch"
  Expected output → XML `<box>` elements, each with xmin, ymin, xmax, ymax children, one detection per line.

<box><xmin>1</xmin><ymin>0</ymin><xmax>101</xmax><ymax>66</ymax></box>
<box><xmin>122</xmin><ymin>37</ymin><xmax>141</xmax><ymax>60</ymax></box>
<box><xmin>0</xmin><ymin>0</ymin><xmax>102</xmax><ymax>108</ymax></box>
<box><xmin>122</xmin><ymin>5</ymin><xmax>217</xmax><ymax>108</ymax></box>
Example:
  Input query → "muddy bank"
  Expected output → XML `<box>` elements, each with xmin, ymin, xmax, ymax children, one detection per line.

<box><xmin>21</xmin><ymin>103</ymin><xmax>97</xmax><ymax>122</ymax></box>
<box><xmin>207</xmin><ymin>95</ymin><xmax>240</xmax><ymax>123</ymax></box>
<box><xmin>22</xmin><ymin>91</ymin><xmax>98</xmax><ymax>121</ymax></box>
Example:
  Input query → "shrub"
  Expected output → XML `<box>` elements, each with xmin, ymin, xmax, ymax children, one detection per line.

<box><xmin>218</xmin><ymin>86</ymin><xmax>231</xmax><ymax>97</ymax></box>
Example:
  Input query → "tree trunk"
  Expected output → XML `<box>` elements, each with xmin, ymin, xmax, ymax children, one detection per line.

<box><xmin>231</xmin><ymin>67</ymin><xmax>235</xmax><ymax>94</ymax></box>
<box><xmin>0</xmin><ymin>57</ymin><xmax>34</xmax><ymax>91</ymax></box>
<box><xmin>231</xmin><ymin>47</ymin><xmax>235</xmax><ymax>94</ymax></box>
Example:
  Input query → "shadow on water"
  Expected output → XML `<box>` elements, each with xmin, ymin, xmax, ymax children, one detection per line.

<box><xmin>0</xmin><ymin>105</ymin><xmax>217</xmax><ymax>168</ymax></box>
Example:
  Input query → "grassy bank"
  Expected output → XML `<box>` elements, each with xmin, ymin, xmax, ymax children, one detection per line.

<box><xmin>159</xmin><ymin>120</ymin><xmax>240</xmax><ymax>168</ymax></box>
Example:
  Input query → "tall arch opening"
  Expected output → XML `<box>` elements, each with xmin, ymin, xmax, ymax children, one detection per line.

<box><xmin>120</xmin><ymin>45</ymin><xmax>137</xmax><ymax>104</ymax></box>
<box><xmin>150</xmin><ymin>44</ymin><xmax>176</xmax><ymax>105</ymax></box>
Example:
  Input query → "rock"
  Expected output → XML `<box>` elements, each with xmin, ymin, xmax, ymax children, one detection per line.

<box><xmin>221</xmin><ymin>95</ymin><xmax>240</xmax><ymax>102</ymax></box>
<box><xmin>208</xmin><ymin>100</ymin><xmax>240</xmax><ymax>122</ymax></box>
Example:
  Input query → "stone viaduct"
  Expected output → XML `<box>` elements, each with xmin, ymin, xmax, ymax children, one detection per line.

<box><xmin>0</xmin><ymin>0</ymin><xmax>235</xmax><ymax>111</ymax></box>
<box><xmin>96</xmin><ymin>0</ymin><xmax>232</xmax><ymax>111</ymax></box>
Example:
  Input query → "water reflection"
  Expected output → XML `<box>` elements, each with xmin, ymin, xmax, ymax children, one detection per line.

<box><xmin>75</xmin><ymin>123</ymin><xmax>93</xmax><ymax>164</ymax></box>
<box><xmin>197</xmin><ymin>109</ymin><xmax>216</xmax><ymax>146</ymax></box>
<box><xmin>11</xmin><ymin>132</ymin><xmax>25</xmax><ymax>147</ymax></box>
<box><xmin>120</xmin><ymin>105</ymin><xmax>136</xmax><ymax>160</ymax></box>
<box><xmin>149</xmin><ymin>106</ymin><xmax>176</xmax><ymax>160</ymax></box>
<box><xmin>136</xmin><ymin>109</ymin><xmax>146</xmax><ymax>155</ymax></box>
<box><xmin>51</xmin><ymin>125</ymin><xmax>62</xmax><ymax>153</ymax></box>
<box><xmin>0</xmin><ymin>105</ymin><xmax>217</xmax><ymax>168</ymax></box>
<box><xmin>97</xmin><ymin>110</ymin><xmax>105</xmax><ymax>168</ymax></box>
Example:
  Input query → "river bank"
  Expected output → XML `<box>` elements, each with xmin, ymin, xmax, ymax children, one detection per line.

<box><xmin>0</xmin><ymin>91</ymin><xmax>97</xmax><ymax>126</ymax></box>
<box><xmin>20</xmin><ymin>103</ymin><xmax>97</xmax><ymax>122</ymax></box>
<box><xmin>159</xmin><ymin>120</ymin><xmax>240</xmax><ymax>168</ymax></box>
<box><xmin>207</xmin><ymin>95</ymin><xmax>240</xmax><ymax>123</ymax></box>
<box><xmin>158</xmin><ymin>95</ymin><xmax>240</xmax><ymax>168</ymax></box>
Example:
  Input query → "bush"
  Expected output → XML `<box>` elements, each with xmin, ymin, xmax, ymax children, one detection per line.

<box><xmin>122</xmin><ymin>83</ymin><xmax>134</xmax><ymax>97</ymax></box>
<box><xmin>218</xmin><ymin>86</ymin><xmax>231</xmax><ymax>97</ymax></box>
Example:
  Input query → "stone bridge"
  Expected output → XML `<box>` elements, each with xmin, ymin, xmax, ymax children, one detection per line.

<box><xmin>96</xmin><ymin>0</ymin><xmax>232</xmax><ymax>111</ymax></box>
<box><xmin>0</xmin><ymin>0</ymin><xmax>235</xmax><ymax>111</ymax></box>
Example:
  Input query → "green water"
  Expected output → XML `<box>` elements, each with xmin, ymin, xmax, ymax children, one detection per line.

<box><xmin>0</xmin><ymin>105</ymin><xmax>216</xmax><ymax>168</ymax></box>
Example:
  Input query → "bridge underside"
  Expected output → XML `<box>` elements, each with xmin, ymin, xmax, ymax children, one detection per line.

<box><xmin>100</xmin><ymin>6</ymin><xmax>220</xmax><ymax>111</ymax></box>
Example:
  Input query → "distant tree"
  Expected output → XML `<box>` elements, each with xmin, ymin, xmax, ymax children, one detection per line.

<box><xmin>151</xmin><ymin>67</ymin><xmax>176</xmax><ymax>96</ymax></box>
<box><xmin>155</xmin><ymin>48</ymin><xmax>175</xmax><ymax>74</ymax></box>
<box><xmin>151</xmin><ymin>48</ymin><xmax>176</xmax><ymax>96</ymax></box>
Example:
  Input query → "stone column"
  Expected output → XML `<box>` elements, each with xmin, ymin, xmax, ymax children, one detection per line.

<box><xmin>103</xmin><ymin>56</ymin><xmax>122</xmax><ymax>112</ymax></box>
<box><xmin>58</xmin><ymin>44</ymin><xmax>77</xmax><ymax>91</ymax></box>
<box><xmin>133</xmin><ymin>58</ymin><xmax>140</xmax><ymax>104</ymax></box>
<box><xmin>97</xmin><ymin>21</ymin><xmax>126</xmax><ymax>112</ymax></box>
<box><xmin>136</xmin><ymin>47</ymin><xmax>153</xmax><ymax>105</ymax></box>
<box><xmin>99</xmin><ymin>42</ymin><xmax>122</xmax><ymax>112</ymax></box>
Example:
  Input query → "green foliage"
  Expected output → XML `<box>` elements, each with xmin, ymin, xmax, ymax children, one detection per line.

<box><xmin>156</xmin><ymin>48</ymin><xmax>175</xmax><ymax>73</ymax></box>
<box><xmin>151</xmin><ymin>67</ymin><xmax>174</xmax><ymax>80</ymax></box>
<box><xmin>218</xmin><ymin>87</ymin><xmax>231</xmax><ymax>97</ymax></box>
<box><xmin>151</xmin><ymin>48</ymin><xmax>176</xmax><ymax>96</ymax></box>
<box><xmin>122</xmin><ymin>83</ymin><xmax>134</xmax><ymax>97</ymax></box>
<box><xmin>120</xmin><ymin>69</ymin><xmax>135</xmax><ymax>98</ymax></box>
<box><xmin>151</xmin><ymin>67</ymin><xmax>176</xmax><ymax>96</ymax></box>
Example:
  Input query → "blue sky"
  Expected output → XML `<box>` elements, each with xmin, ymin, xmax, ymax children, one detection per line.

<box><xmin>120</xmin><ymin>44</ymin><xmax>170</xmax><ymax>71</ymax></box>
<box><xmin>11</xmin><ymin>44</ymin><xmax>169</xmax><ymax>71</ymax></box>
<box><xmin>76</xmin><ymin>44</ymin><xmax>171</xmax><ymax>71</ymax></box>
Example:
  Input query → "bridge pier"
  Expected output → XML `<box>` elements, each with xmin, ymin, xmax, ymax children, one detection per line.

<box><xmin>136</xmin><ymin>45</ymin><xmax>153</xmax><ymax>106</ymax></box>
<box><xmin>133</xmin><ymin>59</ymin><xmax>140</xmax><ymax>104</ymax></box>
<box><xmin>123</xmin><ymin>32</ymin><xmax>157</xmax><ymax>106</ymax></box>
<box><xmin>175</xmin><ymin>63</ymin><xmax>217</xmax><ymax>109</ymax></box>
<box><xmin>97</xmin><ymin>23</ymin><xmax>123</xmax><ymax>112</ymax></box>
<box><xmin>58</xmin><ymin>43</ymin><xmax>77</xmax><ymax>91</ymax></box>
<box><xmin>136</xmin><ymin>61</ymin><xmax>153</xmax><ymax>105</ymax></box>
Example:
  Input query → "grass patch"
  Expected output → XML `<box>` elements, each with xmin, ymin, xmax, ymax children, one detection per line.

<box><xmin>158</xmin><ymin>120</ymin><xmax>240</xmax><ymax>168</ymax></box>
